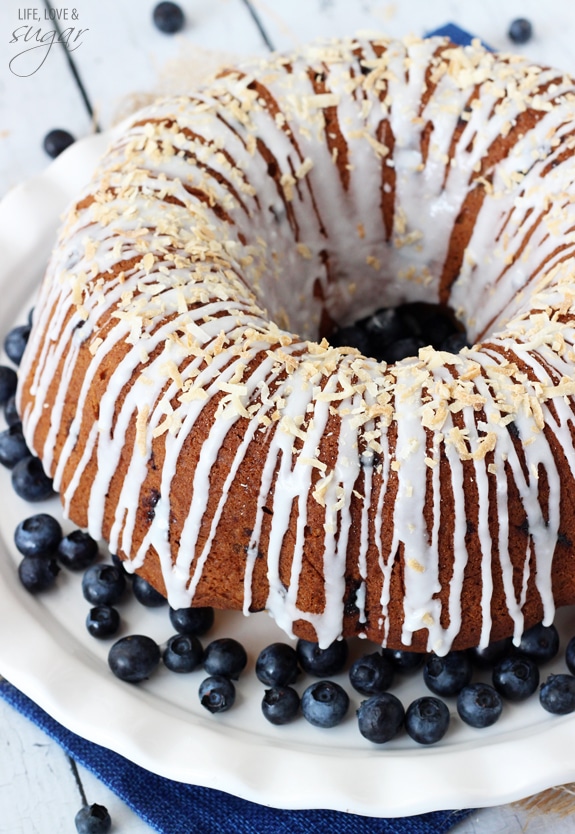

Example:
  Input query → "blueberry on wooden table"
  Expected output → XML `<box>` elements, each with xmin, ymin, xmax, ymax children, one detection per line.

<box><xmin>169</xmin><ymin>605</ymin><xmax>214</xmax><ymax>635</ymax></box>
<box><xmin>18</xmin><ymin>555</ymin><xmax>60</xmax><ymax>593</ymax></box>
<box><xmin>203</xmin><ymin>637</ymin><xmax>247</xmax><ymax>680</ymax></box>
<box><xmin>296</xmin><ymin>638</ymin><xmax>348</xmax><ymax>677</ymax></box>
<box><xmin>14</xmin><ymin>512</ymin><xmax>62</xmax><ymax>557</ymax></box>
<box><xmin>301</xmin><ymin>680</ymin><xmax>349</xmax><ymax>728</ymax></box>
<box><xmin>405</xmin><ymin>696</ymin><xmax>450</xmax><ymax>745</ymax></box>
<box><xmin>152</xmin><ymin>1</ymin><xmax>185</xmax><ymax>33</ymax></box>
<box><xmin>11</xmin><ymin>455</ymin><xmax>54</xmax><ymax>501</ymax></box>
<box><xmin>0</xmin><ymin>365</ymin><xmax>17</xmax><ymax>406</ymax></box>
<box><xmin>108</xmin><ymin>635</ymin><xmax>161</xmax><ymax>683</ymax></box>
<box><xmin>262</xmin><ymin>685</ymin><xmax>300</xmax><ymax>725</ymax></box>
<box><xmin>43</xmin><ymin>128</ymin><xmax>75</xmax><ymax>159</ymax></box>
<box><xmin>255</xmin><ymin>642</ymin><xmax>300</xmax><ymax>687</ymax></box>
<box><xmin>4</xmin><ymin>323</ymin><xmax>31</xmax><ymax>365</ymax></box>
<box><xmin>163</xmin><ymin>633</ymin><xmax>204</xmax><ymax>673</ymax></box>
<box><xmin>457</xmin><ymin>683</ymin><xmax>503</xmax><ymax>728</ymax></box>
<box><xmin>58</xmin><ymin>529</ymin><xmax>99</xmax><ymax>570</ymax></box>
<box><xmin>199</xmin><ymin>675</ymin><xmax>236</xmax><ymax>713</ymax></box>
<box><xmin>74</xmin><ymin>802</ymin><xmax>112</xmax><ymax>834</ymax></box>
<box><xmin>508</xmin><ymin>18</ymin><xmax>533</xmax><ymax>44</ymax></box>
<box><xmin>356</xmin><ymin>692</ymin><xmax>405</xmax><ymax>743</ymax></box>
<box><xmin>132</xmin><ymin>573</ymin><xmax>167</xmax><ymax>606</ymax></box>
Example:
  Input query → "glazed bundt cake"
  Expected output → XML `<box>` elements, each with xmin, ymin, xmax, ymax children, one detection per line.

<box><xmin>17</xmin><ymin>34</ymin><xmax>575</xmax><ymax>655</ymax></box>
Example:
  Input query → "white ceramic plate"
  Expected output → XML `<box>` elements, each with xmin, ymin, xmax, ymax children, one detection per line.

<box><xmin>2</xmin><ymin>136</ymin><xmax>575</xmax><ymax>818</ymax></box>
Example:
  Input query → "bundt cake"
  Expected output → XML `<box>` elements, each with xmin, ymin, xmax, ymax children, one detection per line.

<box><xmin>17</xmin><ymin>34</ymin><xmax>575</xmax><ymax>655</ymax></box>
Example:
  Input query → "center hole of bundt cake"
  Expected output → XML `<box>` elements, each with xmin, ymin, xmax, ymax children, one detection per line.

<box><xmin>328</xmin><ymin>302</ymin><xmax>469</xmax><ymax>363</ymax></box>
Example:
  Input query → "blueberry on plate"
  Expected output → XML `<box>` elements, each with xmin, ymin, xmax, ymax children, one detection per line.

<box><xmin>203</xmin><ymin>637</ymin><xmax>247</xmax><ymax>680</ymax></box>
<box><xmin>58</xmin><ymin>529</ymin><xmax>99</xmax><ymax>570</ymax></box>
<box><xmin>255</xmin><ymin>642</ymin><xmax>299</xmax><ymax>687</ymax></box>
<box><xmin>261</xmin><ymin>685</ymin><xmax>300</xmax><ymax>725</ymax></box>
<box><xmin>0</xmin><ymin>423</ymin><xmax>29</xmax><ymax>468</ymax></box>
<box><xmin>132</xmin><ymin>573</ymin><xmax>167</xmax><ymax>607</ymax></box>
<box><xmin>457</xmin><ymin>682</ymin><xmax>503</xmax><ymax>728</ymax></box>
<box><xmin>508</xmin><ymin>18</ymin><xmax>533</xmax><ymax>45</ymax></box>
<box><xmin>405</xmin><ymin>696</ymin><xmax>450</xmax><ymax>745</ymax></box>
<box><xmin>11</xmin><ymin>455</ymin><xmax>54</xmax><ymax>501</ymax></box>
<box><xmin>423</xmin><ymin>651</ymin><xmax>472</xmax><ymax>697</ymax></box>
<box><xmin>565</xmin><ymin>635</ymin><xmax>575</xmax><ymax>676</ymax></box>
<box><xmin>381</xmin><ymin>647</ymin><xmax>425</xmax><ymax>674</ymax></box>
<box><xmin>14</xmin><ymin>512</ymin><xmax>62</xmax><ymax>557</ymax></box>
<box><xmin>517</xmin><ymin>622</ymin><xmax>560</xmax><ymax>664</ymax></box>
<box><xmin>169</xmin><ymin>605</ymin><xmax>214</xmax><ymax>636</ymax></box>
<box><xmin>4</xmin><ymin>324</ymin><xmax>31</xmax><ymax>366</ymax></box>
<box><xmin>349</xmin><ymin>651</ymin><xmax>394</xmax><ymax>696</ymax></box>
<box><xmin>82</xmin><ymin>564</ymin><xmax>126</xmax><ymax>605</ymax></box>
<box><xmin>86</xmin><ymin>605</ymin><xmax>120</xmax><ymax>639</ymax></box>
<box><xmin>540</xmin><ymin>674</ymin><xmax>575</xmax><ymax>715</ymax></box>
<box><xmin>74</xmin><ymin>802</ymin><xmax>112</xmax><ymax>834</ymax></box>
<box><xmin>356</xmin><ymin>692</ymin><xmax>405</xmax><ymax>743</ymax></box>
<box><xmin>301</xmin><ymin>680</ymin><xmax>349</xmax><ymax>728</ymax></box>
<box><xmin>199</xmin><ymin>675</ymin><xmax>236</xmax><ymax>713</ymax></box>
<box><xmin>492</xmin><ymin>654</ymin><xmax>539</xmax><ymax>701</ymax></box>
<box><xmin>296</xmin><ymin>638</ymin><xmax>349</xmax><ymax>677</ymax></box>
<box><xmin>469</xmin><ymin>636</ymin><xmax>514</xmax><ymax>669</ymax></box>
<box><xmin>0</xmin><ymin>365</ymin><xmax>17</xmax><ymax>406</ymax></box>
<box><xmin>163</xmin><ymin>634</ymin><xmax>204</xmax><ymax>673</ymax></box>
<box><xmin>4</xmin><ymin>394</ymin><xmax>20</xmax><ymax>427</ymax></box>
<box><xmin>152</xmin><ymin>1</ymin><xmax>185</xmax><ymax>33</ymax></box>
<box><xmin>43</xmin><ymin>128</ymin><xmax>75</xmax><ymax>159</ymax></box>
<box><xmin>108</xmin><ymin>635</ymin><xmax>160</xmax><ymax>683</ymax></box>
<box><xmin>18</xmin><ymin>555</ymin><xmax>60</xmax><ymax>592</ymax></box>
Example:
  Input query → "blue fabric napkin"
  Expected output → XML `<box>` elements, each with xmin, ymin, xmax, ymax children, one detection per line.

<box><xmin>0</xmin><ymin>679</ymin><xmax>472</xmax><ymax>834</ymax></box>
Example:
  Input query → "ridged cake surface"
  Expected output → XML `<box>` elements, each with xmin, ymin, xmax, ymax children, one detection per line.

<box><xmin>18</xmin><ymin>35</ymin><xmax>575</xmax><ymax>654</ymax></box>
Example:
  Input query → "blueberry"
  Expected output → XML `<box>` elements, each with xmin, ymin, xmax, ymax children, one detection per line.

<box><xmin>4</xmin><ymin>394</ymin><xmax>20</xmax><ymax>426</ymax></box>
<box><xmin>565</xmin><ymin>635</ymin><xmax>575</xmax><ymax>675</ymax></box>
<box><xmin>384</xmin><ymin>336</ymin><xmax>425</xmax><ymax>364</ymax></box>
<box><xmin>381</xmin><ymin>647</ymin><xmax>425</xmax><ymax>674</ymax></box>
<box><xmin>517</xmin><ymin>622</ymin><xmax>559</xmax><ymax>664</ymax></box>
<box><xmin>74</xmin><ymin>803</ymin><xmax>112</xmax><ymax>834</ymax></box>
<box><xmin>86</xmin><ymin>605</ymin><xmax>120</xmax><ymax>639</ymax></box>
<box><xmin>199</xmin><ymin>675</ymin><xmax>236</xmax><ymax>713</ymax></box>
<box><xmin>82</xmin><ymin>564</ymin><xmax>126</xmax><ymax>605</ymax></box>
<box><xmin>14</xmin><ymin>513</ymin><xmax>62</xmax><ymax>557</ymax></box>
<box><xmin>11</xmin><ymin>455</ymin><xmax>54</xmax><ymax>501</ymax></box>
<box><xmin>163</xmin><ymin>633</ymin><xmax>204</xmax><ymax>673</ymax></box>
<box><xmin>132</xmin><ymin>574</ymin><xmax>167</xmax><ymax>607</ymax></box>
<box><xmin>540</xmin><ymin>674</ymin><xmax>575</xmax><ymax>715</ymax></box>
<box><xmin>441</xmin><ymin>332</ymin><xmax>471</xmax><ymax>353</ymax></box>
<box><xmin>169</xmin><ymin>606</ymin><xmax>214</xmax><ymax>636</ymax></box>
<box><xmin>469</xmin><ymin>637</ymin><xmax>514</xmax><ymax>669</ymax></box>
<box><xmin>0</xmin><ymin>423</ymin><xmax>29</xmax><ymax>468</ymax></box>
<box><xmin>262</xmin><ymin>686</ymin><xmax>300</xmax><ymax>725</ymax></box>
<box><xmin>18</xmin><ymin>555</ymin><xmax>60</xmax><ymax>592</ymax></box>
<box><xmin>492</xmin><ymin>654</ymin><xmax>539</xmax><ymax>701</ymax></box>
<box><xmin>457</xmin><ymin>683</ymin><xmax>503</xmax><ymax>728</ymax></box>
<box><xmin>0</xmin><ymin>365</ymin><xmax>17</xmax><ymax>405</ymax></box>
<box><xmin>508</xmin><ymin>18</ymin><xmax>533</xmax><ymax>45</ymax></box>
<box><xmin>110</xmin><ymin>552</ymin><xmax>132</xmax><ymax>577</ymax></box>
<box><xmin>301</xmin><ymin>680</ymin><xmax>350</xmax><ymax>728</ymax></box>
<box><xmin>203</xmin><ymin>638</ymin><xmax>247</xmax><ymax>680</ymax></box>
<box><xmin>423</xmin><ymin>651</ymin><xmax>472</xmax><ymax>697</ymax></box>
<box><xmin>296</xmin><ymin>638</ymin><xmax>348</xmax><ymax>677</ymax></box>
<box><xmin>330</xmin><ymin>324</ymin><xmax>370</xmax><ymax>355</ymax></box>
<box><xmin>43</xmin><ymin>128</ymin><xmax>75</xmax><ymax>159</ymax></box>
<box><xmin>349</xmin><ymin>651</ymin><xmax>394</xmax><ymax>695</ymax></box>
<box><xmin>405</xmin><ymin>696</ymin><xmax>450</xmax><ymax>745</ymax></box>
<box><xmin>108</xmin><ymin>635</ymin><xmax>160</xmax><ymax>683</ymax></box>
<box><xmin>363</xmin><ymin>307</ymin><xmax>403</xmax><ymax>352</ymax></box>
<box><xmin>4</xmin><ymin>324</ymin><xmax>31</xmax><ymax>365</ymax></box>
<box><xmin>356</xmin><ymin>692</ymin><xmax>405</xmax><ymax>743</ymax></box>
<box><xmin>58</xmin><ymin>529</ymin><xmax>99</xmax><ymax>570</ymax></box>
<box><xmin>255</xmin><ymin>642</ymin><xmax>299</xmax><ymax>686</ymax></box>
<box><xmin>152</xmin><ymin>1</ymin><xmax>185</xmax><ymax>33</ymax></box>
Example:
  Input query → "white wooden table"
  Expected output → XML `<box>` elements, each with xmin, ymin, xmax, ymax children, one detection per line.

<box><xmin>3</xmin><ymin>0</ymin><xmax>575</xmax><ymax>830</ymax></box>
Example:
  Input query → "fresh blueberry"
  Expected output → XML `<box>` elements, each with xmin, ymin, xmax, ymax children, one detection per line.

<box><xmin>356</xmin><ymin>692</ymin><xmax>405</xmax><ymax>743</ymax></box>
<box><xmin>110</xmin><ymin>552</ymin><xmax>132</xmax><ymax>577</ymax></box>
<box><xmin>0</xmin><ymin>366</ymin><xmax>17</xmax><ymax>405</ymax></box>
<box><xmin>108</xmin><ymin>635</ymin><xmax>160</xmax><ymax>683</ymax></box>
<box><xmin>132</xmin><ymin>574</ymin><xmax>167</xmax><ymax>607</ymax></box>
<box><xmin>517</xmin><ymin>622</ymin><xmax>559</xmax><ymax>664</ymax></box>
<box><xmin>255</xmin><ymin>642</ymin><xmax>299</xmax><ymax>687</ymax></box>
<box><xmin>296</xmin><ymin>638</ymin><xmax>348</xmax><ymax>677</ymax></box>
<box><xmin>565</xmin><ymin>635</ymin><xmax>575</xmax><ymax>676</ymax></box>
<box><xmin>540</xmin><ymin>674</ymin><xmax>575</xmax><ymax>715</ymax></box>
<box><xmin>199</xmin><ymin>675</ymin><xmax>236</xmax><ymax>713</ymax></box>
<box><xmin>441</xmin><ymin>332</ymin><xmax>471</xmax><ymax>353</ymax></box>
<box><xmin>82</xmin><ymin>564</ymin><xmax>126</xmax><ymax>605</ymax></box>
<box><xmin>301</xmin><ymin>680</ymin><xmax>350</xmax><ymax>728</ymax></box>
<box><xmin>86</xmin><ymin>605</ymin><xmax>120</xmax><ymax>639</ymax></box>
<box><xmin>4</xmin><ymin>324</ymin><xmax>31</xmax><ymax>366</ymax></box>
<box><xmin>43</xmin><ymin>128</ymin><xmax>75</xmax><ymax>159</ymax></box>
<box><xmin>363</xmin><ymin>307</ymin><xmax>403</xmax><ymax>354</ymax></box>
<box><xmin>58</xmin><ymin>529</ymin><xmax>99</xmax><ymax>570</ymax></box>
<box><xmin>152</xmin><ymin>1</ymin><xmax>185</xmax><ymax>33</ymax></box>
<box><xmin>163</xmin><ymin>634</ymin><xmax>204</xmax><ymax>673</ymax></box>
<box><xmin>492</xmin><ymin>654</ymin><xmax>539</xmax><ymax>701</ymax></box>
<box><xmin>508</xmin><ymin>18</ymin><xmax>533</xmax><ymax>44</ymax></box>
<box><xmin>384</xmin><ymin>336</ymin><xmax>425</xmax><ymax>363</ymax></box>
<box><xmin>4</xmin><ymin>394</ymin><xmax>20</xmax><ymax>426</ymax></box>
<box><xmin>0</xmin><ymin>423</ymin><xmax>29</xmax><ymax>468</ymax></box>
<box><xmin>14</xmin><ymin>513</ymin><xmax>62</xmax><ymax>557</ymax></box>
<box><xmin>381</xmin><ymin>647</ymin><xmax>425</xmax><ymax>674</ymax></box>
<box><xmin>405</xmin><ymin>696</ymin><xmax>450</xmax><ymax>745</ymax></box>
<box><xmin>469</xmin><ymin>637</ymin><xmax>514</xmax><ymax>669</ymax></box>
<box><xmin>262</xmin><ymin>686</ymin><xmax>300</xmax><ymax>725</ymax></box>
<box><xmin>11</xmin><ymin>455</ymin><xmax>54</xmax><ymax>501</ymax></box>
<box><xmin>349</xmin><ymin>651</ymin><xmax>394</xmax><ymax>695</ymax></box>
<box><xmin>423</xmin><ymin>651</ymin><xmax>472</xmax><ymax>697</ymax></box>
<box><xmin>169</xmin><ymin>606</ymin><xmax>214</xmax><ymax>636</ymax></box>
<box><xmin>74</xmin><ymin>802</ymin><xmax>112</xmax><ymax>834</ymax></box>
<box><xmin>18</xmin><ymin>555</ymin><xmax>60</xmax><ymax>592</ymax></box>
<box><xmin>457</xmin><ymin>683</ymin><xmax>503</xmax><ymax>728</ymax></box>
<box><xmin>203</xmin><ymin>637</ymin><xmax>247</xmax><ymax>680</ymax></box>
<box><xmin>330</xmin><ymin>324</ymin><xmax>370</xmax><ymax>355</ymax></box>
